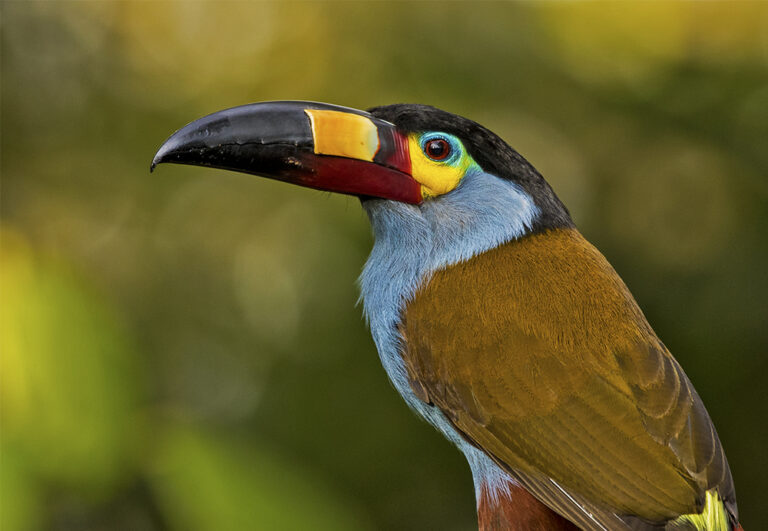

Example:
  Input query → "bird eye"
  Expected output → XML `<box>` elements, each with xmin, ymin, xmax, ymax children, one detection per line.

<box><xmin>424</xmin><ymin>138</ymin><xmax>451</xmax><ymax>161</ymax></box>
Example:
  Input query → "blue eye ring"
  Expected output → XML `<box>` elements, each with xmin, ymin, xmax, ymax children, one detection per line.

<box><xmin>420</xmin><ymin>133</ymin><xmax>461</xmax><ymax>164</ymax></box>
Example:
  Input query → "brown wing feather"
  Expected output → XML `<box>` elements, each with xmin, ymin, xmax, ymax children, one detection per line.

<box><xmin>402</xmin><ymin>228</ymin><xmax>735</xmax><ymax>526</ymax></box>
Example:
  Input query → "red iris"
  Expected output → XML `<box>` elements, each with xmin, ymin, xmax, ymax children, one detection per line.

<box><xmin>424</xmin><ymin>138</ymin><xmax>451</xmax><ymax>161</ymax></box>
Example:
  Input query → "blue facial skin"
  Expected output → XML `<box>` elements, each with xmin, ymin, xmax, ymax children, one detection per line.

<box><xmin>359</xmin><ymin>161</ymin><xmax>540</xmax><ymax>504</ymax></box>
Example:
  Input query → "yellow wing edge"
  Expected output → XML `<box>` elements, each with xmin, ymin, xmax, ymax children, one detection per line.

<box><xmin>673</xmin><ymin>490</ymin><xmax>731</xmax><ymax>531</ymax></box>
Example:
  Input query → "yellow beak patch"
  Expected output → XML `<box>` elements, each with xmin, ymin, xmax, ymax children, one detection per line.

<box><xmin>305</xmin><ymin>109</ymin><xmax>380</xmax><ymax>162</ymax></box>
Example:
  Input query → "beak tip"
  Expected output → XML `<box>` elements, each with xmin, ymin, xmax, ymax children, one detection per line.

<box><xmin>150</xmin><ymin>143</ymin><xmax>172</xmax><ymax>173</ymax></box>
<box><xmin>150</xmin><ymin>153</ymin><xmax>163</xmax><ymax>173</ymax></box>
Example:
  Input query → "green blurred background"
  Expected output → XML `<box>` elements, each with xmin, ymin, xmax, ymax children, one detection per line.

<box><xmin>2</xmin><ymin>2</ymin><xmax>767</xmax><ymax>530</ymax></box>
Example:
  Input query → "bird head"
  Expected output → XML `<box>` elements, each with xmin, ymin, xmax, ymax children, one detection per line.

<box><xmin>152</xmin><ymin>101</ymin><xmax>573</xmax><ymax>249</ymax></box>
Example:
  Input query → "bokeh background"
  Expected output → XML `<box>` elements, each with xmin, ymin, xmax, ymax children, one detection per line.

<box><xmin>2</xmin><ymin>2</ymin><xmax>767</xmax><ymax>530</ymax></box>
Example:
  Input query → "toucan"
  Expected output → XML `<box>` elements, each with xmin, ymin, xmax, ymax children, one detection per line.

<box><xmin>152</xmin><ymin>101</ymin><xmax>742</xmax><ymax>531</ymax></box>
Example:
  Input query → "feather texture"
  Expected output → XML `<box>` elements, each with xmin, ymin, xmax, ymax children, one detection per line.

<box><xmin>401</xmin><ymin>228</ymin><xmax>737</xmax><ymax>529</ymax></box>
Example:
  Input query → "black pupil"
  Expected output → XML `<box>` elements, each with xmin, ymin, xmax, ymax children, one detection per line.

<box><xmin>426</xmin><ymin>139</ymin><xmax>450</xmax><ymax>160</ymax></box>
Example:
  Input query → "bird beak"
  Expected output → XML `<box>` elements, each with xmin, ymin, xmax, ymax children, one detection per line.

<box><xmin>151</xmin><ymin>101</ymin><xmax>421</xmax><ymax>204</ymax></box>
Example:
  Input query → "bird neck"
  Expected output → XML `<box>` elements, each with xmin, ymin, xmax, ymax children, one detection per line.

<box><xmin>359</xmin><ymin>169</ymin><xmax>539</xmax><ymax>393</ymax></box>
<box><xmin>359</xmin><ymin>170</ymin><xmax>538</xmax><ymax>413</ymax></box>
<box><xmin>358</xmin><ymin>170</ymin><xmax>541</xmax><ymax>510</ymax></box>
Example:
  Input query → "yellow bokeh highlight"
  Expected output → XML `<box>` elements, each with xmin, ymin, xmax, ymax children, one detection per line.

<box><xmin>0</xmin><ymin>227</ymin><xmax>141</xmax><ymax>493</ymax></box>
<box><xmin>149</xmin><ymin>424</ymin><xmax>372</xmax><ymax>531</ymax></box>
<box><xmin>538</xmin><ymin>2</ymin><xmax>768</xmax><ymax>85</ymax></box>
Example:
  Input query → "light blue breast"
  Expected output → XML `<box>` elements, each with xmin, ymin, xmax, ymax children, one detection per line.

<box><xmin>358</xmin><ymin>168</ymin><xmax>539</xmax><ymax>504</ymax></box>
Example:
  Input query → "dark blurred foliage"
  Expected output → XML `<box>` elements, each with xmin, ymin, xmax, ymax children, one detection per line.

<box><xmin>2</xmin><ymin>2</ymin><xmax>767</xmax><ymax>530</ymax></box>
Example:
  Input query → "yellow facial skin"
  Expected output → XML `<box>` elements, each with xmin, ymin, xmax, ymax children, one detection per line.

<box><xmin>407</xmin><ymin>133</ymin><xmax>476</xmax><ymax>200</ymax></box>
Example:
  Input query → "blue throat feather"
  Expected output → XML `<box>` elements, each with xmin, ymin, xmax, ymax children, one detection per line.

<box><xmin>358</xmin><ymin>167</ymin><xmax>539</xmax><ymax>504</ymax></box>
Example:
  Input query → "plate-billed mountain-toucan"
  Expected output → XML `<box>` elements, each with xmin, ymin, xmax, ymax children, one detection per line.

<box><xmin>153</xmin><ymin>101</ymin><xmax>741</xmax><ymax>531</ymax></box>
